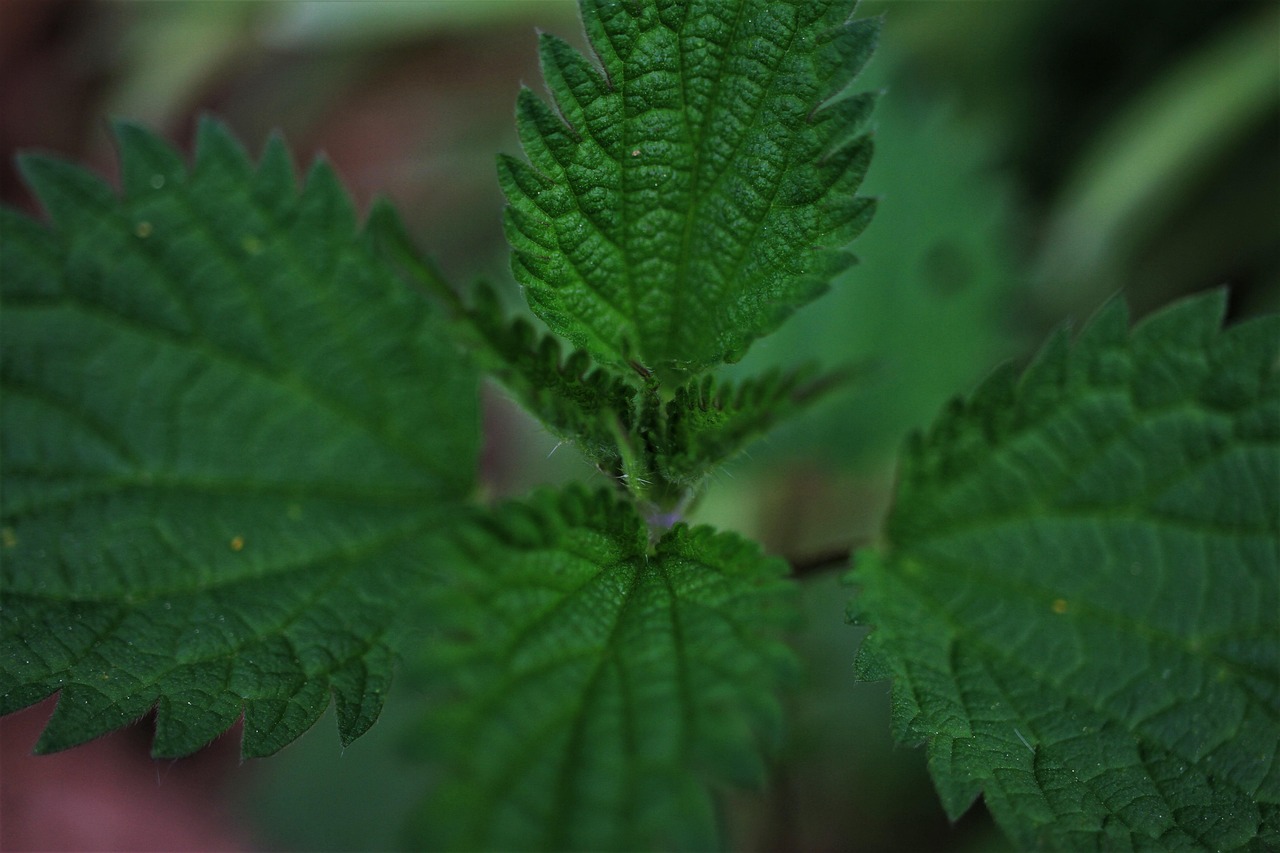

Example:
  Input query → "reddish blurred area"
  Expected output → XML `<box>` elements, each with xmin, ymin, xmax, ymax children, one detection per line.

<box><xmin>1</xmin><ymin>698</ymin><xmax>252</xmax><ymax>852</ymax></box>
<box><xmin>0</xmin><ymin>0</ymin><xmax>557</xmax><ymax>279</ymax></box>
<box><xmin>0</xmin><ymin>0</ymin><xmax>114</xmax><ymax>209</ymax></box>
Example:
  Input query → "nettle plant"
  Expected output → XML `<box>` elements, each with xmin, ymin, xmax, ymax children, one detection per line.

<box><xmin>2</xmin><ymin>0</ymin><xmax>1277</xmax><ymax>849</ymax></box>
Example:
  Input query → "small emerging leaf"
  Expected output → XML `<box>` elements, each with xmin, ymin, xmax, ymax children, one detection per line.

<box><xmin>412</xmin><ymin>485</ymin><xmax>798</xmax><ymax>851</ymax></box>
<box><xmin>0</xmin><ymin>120</ymin><xmax>479</xmax><ymax>758</ymax></box>
<box><xmin>370</xmin><ymin>203</ymin><xmax>638</xmax><ymax>468</ymax></box>
<box><xmin>656</xmin><ymin>365</ymin><xmax>854</xmax><ymax>486</ymax></box>
<box><xmin>849</xmin><ymin>292</ymin><xmax>1280</xmax><ymax>849</ymax></box>
<box><xmin>468</xmin><ymin>283</ymin><xmax>639</xmax><ymax>463</ymax></box>
<box><xmin>504</xmin><ymin>0</ymin><xmax>879</xmax><ymax>383</ymax></box>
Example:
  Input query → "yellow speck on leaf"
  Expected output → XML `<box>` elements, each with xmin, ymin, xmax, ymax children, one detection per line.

<box><xmin>1</xmin><ymin>527</ymin><xmax>15</xmax><ymax>548</ymax></box>
<box><xmin>230</xmin><ymin>535</ymin><xmax>245</xmax><ymax>551</ymax></box>
<box><xmin>242</xmin><ymin>235</ymin><xmax>264</xmax><ymax>255</ymax></box>
<box><xmin>135</xmin><ymin>221</ymin><xmax>153</xmax><ymax>238</ymax></box>
<box><xmin>1051</xmin><ymin>598</ymin><xmax>1069</xmax><ymax>614</ymax></box>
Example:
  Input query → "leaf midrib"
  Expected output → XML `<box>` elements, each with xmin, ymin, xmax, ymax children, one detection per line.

<box><xmin>667</xmin><ymin>0</ymin><xmax>748</xmax><ymax>358</ymax></box>
<box><xmin>2</xmin><ymin>296</ymin><xmax>454</xmax><ymax>488</ymax></box>
<box><xmin>3</xmin><ymin>508</ymin><xmax>446</xmax><ymax>602</ymax></box>
<box><xmin>1</xmin><ymin>470</ymin><xmax>450</xmax><ymax>509</ymax></box>
<box><xmin>906</xmin><ymin>368</ymin><xmax>1268</xmax><ymax>508</ymax></box>
<box><xmin>665</xmin><ymin>4</ymin><xmax>811</xmax><ymax>363</ymax></box>
<box><xmin>962</xmin><ymin>645</ymin><xmax>1215</xmax><ymax>849</ymax></box>
<box><xmin>881</xmin><ymin>551</ymin><xmax>1280</xmax><ymax>793</ymax></box>
<box><xmin>901</xmin><ymin>388</ymin><xmax>1277</xmax><ymax>541</ymax></box>
<box><xmin>547</xmin><ymin>560</ymin><xmax>651</xmax><ymax>849</ymax></box>
<box><xmin>889</xmin><ymin>544</ymin><xmax>1280</xmax><ymax>705</ymax></box>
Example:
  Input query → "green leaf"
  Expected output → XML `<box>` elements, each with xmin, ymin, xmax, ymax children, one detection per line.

<box><xmin>849</xmin><ymin>292</ymin><xmax>1280</xmax><ymax>849</ymax></box>
<box><xmin>413</xmin><ymin>485</ymin><xmax>798</xmax><ymax>851</ymax></box>
<box><xmin>655</xmin><ymin>365</ymin><xmax>852</xmax><ymax>486</ymax></box>
<box><xmin>503</xmin><ymin>0</ymin><xmax>878</xmax><ymax>383</ymax></box>
<box><xmin>0</xmin><ymin>119</ymin><xmax>479</xmax><ymax>758</ymax></box>
<box><xmin>375</xmin><ymin>128</ymin><xmax>856</xmax><ymax>504</ymax></box>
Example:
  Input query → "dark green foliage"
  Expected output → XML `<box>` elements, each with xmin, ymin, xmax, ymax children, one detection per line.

<box><xmin>412</xmin><ymin>485</ymin><xmax>797</xmax><ymax>851</ymax></box>
<box><xmin>0</xmin><ymin>120</ymin><xmax>479</xmax><ymax>757</ymax></box>
<box><xmin>502</xmin><ymin>0</ymin><xmax>878</xmax><ymax>382</ymax></box>
<box><xmin>655</xmin><ymin>366</ymin><xmax>853</xmax><ymax>486</ymax></box>
<box><xmin>849</xmin><ymin>292</ymin><xmax>1280</xmax><ymax>849</ymax></box>
<box><xmin>1</xmin><ymin>1</ymin><xmax>1276</xmax><ymax>850</ymax></box>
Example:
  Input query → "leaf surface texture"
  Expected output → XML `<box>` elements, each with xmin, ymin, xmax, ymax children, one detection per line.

<box><xmin>415</xmin><ymin>486</ymin><xmax>797</xmax><ymax>851</ymax></box>
<box><xmin>850</xmin><ymin>292</ymin><xmax>1280</xmax><ymax>849</ymax></box>
<box><xmin>503</xmin><ymin>0</ymin><xmax>878</xmax><ymax>381</ymax></box>
<box><xmin>0</xmin><ymin>120</ymin><xmax>479</xmax><ymax>758</ymax></box>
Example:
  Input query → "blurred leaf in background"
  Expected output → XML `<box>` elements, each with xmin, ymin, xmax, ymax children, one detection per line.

<box><xmin>869</xmin><ymin>0</ymin><xmax>1279</xmax><ymax>320</ymax></box>
<box><xmin>1033</xmin><ymin>2</ymin><xmax>1279</xmax><ymax>319</ymax></box>
<box><xmin>724</xmin><ymin>49</ymin><xmax>1023</xmax><ymax>474</ymax></box>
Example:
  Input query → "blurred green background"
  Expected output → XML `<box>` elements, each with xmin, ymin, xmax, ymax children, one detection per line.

<box><xmin>1</xmin><ymin>1</ymin><xmax>1275</xmax><ymax>850</ymax></box>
